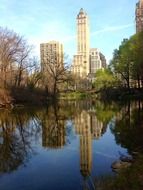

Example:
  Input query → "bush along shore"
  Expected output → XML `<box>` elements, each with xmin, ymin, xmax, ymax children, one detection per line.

<box><xmin>0</xmin><ymin>88</ymin><xmax>50</xmax><ymax>108</ymax></box>
<box><xmin>96</xmin><ymin>88</ymin><xmax>143</xmax><ymax>101</ymax></box>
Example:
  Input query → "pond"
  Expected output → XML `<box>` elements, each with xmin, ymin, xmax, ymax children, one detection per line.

<box><xmin>0</xmin><ymin>100</ymin><xmax>143</xmax><ymax>190</ymax></box>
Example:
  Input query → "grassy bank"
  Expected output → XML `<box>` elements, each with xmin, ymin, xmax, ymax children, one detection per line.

<box><xmin>60</xmin><ymin>87</ymin><xmax>143</xmax><ymax>101</ymax></box>
<box><xmin>59</xmin><ymin>91</ymin><xmax>89</xmax><ymax>100</ymax></box>
<box><xmin>59</xmin><ymin>88</ymin><xmax>143</xmax><ymax>101</ymax></box>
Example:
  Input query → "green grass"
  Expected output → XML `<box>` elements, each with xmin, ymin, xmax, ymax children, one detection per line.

<box><xmin>59</xmin><ymin>91</ymin><xmax>88</xmax><ymax>100</ymax></box>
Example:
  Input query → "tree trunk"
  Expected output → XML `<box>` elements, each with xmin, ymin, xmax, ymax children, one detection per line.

<box><xmin>137</xmin><ymin>75</ymin><xmax>140</xmax><ymax>89</ymax></box>
<box><xmin>126</xmin><ymin>78</ymin><xmax>130</xmax><ymax>90</ymax></box>
<box><xmin>17</xmin><ymin>69</ymin><xmax>22</xmax><ymax>87</ymax></box>
<box><xmin>53</xmin><ymin>80</ymin><xmax>57</xmax><ymax>98</ymax></box>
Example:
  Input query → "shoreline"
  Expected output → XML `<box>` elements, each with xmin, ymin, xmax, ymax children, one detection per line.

<box><xmin>1</xmin><ymin>87</ymin><xmax>143</xmax><ymax>108</ymax></box>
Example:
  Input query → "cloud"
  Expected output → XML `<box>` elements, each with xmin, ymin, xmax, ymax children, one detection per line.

<box><xmin>91</xmin><ymin>23</ymin><xmax>134</xmax><ymax>36</ymax></box>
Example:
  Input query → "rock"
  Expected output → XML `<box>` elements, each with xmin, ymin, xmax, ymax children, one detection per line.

<box><xmin>120</xmin><ymin>155</ymin><xmax>133</xmax><ymax>163</ymax></box>
<box><xmin>14</xmin><ymin>104</ymin><xmax>24</xmax><ymax>107</ymax></box>
<box><xmin>132</xmin><ymin>151</ymin><xmax>139</xmax><ymax>156</ymax></box>
<box><xmin>111</xmin><ymin>160</ymin><xmax>131</xmax><ymax>172</ymax></box>
<box><xmin>112</xmin><ymin>160</ymin><xmax>122</xmax><ymax>169</ymax></box>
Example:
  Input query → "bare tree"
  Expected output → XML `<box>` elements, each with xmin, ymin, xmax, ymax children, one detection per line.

<box><xmin>42</xmin><ymin>52</ymin><xmax>70</xmax><ymax>97</ymax></box>
<box><xmin>27</xmin><ymin>57</ymin><xmax>42</xmax><ymax>89</ymax></box>
<box><xmin>14</xmin><ymin>41</ymin><xmax>33</xmax><ymax>87</ymax></box>
<box><xmin>0</xmin><ymin>27</ymin><xmax>33</xmax><ymax>88</ymax></box>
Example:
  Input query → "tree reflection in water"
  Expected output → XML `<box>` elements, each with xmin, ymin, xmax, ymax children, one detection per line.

<box><xmin>94</xmin><ymin>101</ymin><xmax>143</xmax><ymax>189</ymax></box>
<box><xmin>41</xmin><ymin>105</ymin><xmax>66</xmax><ymax>148</ymax></box>
<box><xmin>0</xmin><ymin>108</ymin><xmax>41</xmax><ymax>173</ymax></box>
<box><xmin>111</xmin><ymin>101</ymin><xmax>143</xmax><ymax>155</ymax></box>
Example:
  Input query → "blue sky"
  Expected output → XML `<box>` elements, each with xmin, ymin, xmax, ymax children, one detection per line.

<box><xmin>0</xmin><ymin>0</ymin><xmax>138</xmax><ymax>63</ymax></box>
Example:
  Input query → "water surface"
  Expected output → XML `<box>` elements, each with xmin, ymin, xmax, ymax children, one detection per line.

<box><xmin>0</xmin><ymin>100</ymin><xmax>142</xmax><ymax>190</ymax></box>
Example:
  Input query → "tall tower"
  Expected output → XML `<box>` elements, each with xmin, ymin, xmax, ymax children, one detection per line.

<box><xmin>77</xmin><ymin>8</ymin><xmax>90</xmax><ymax>74</ymax></box>
<box><xmin>136</xmin><ymin>0</ymin><xmax>143</xmax><ymax>33</ymax></box>
<box><xmin>72</xmin><ymin>8</ymin><xmax>90</xmax><ymax>78</ymax></box>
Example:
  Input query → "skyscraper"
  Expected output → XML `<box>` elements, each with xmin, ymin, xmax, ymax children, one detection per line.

<box><xmin>72</xmin><ymin>8</ymin><xmax>90</xmax><ymax>77</ymax></box>
<box><xmin>72</xmin><ymin>9</ymin><xmax>106</xmax><ymax>80</ymax></box>
<box><xmin>136</xmin><ymin>0</ymin><xmax>143</xmax><ymax>33</ymax></box>
<box><xmin>40</xmin><ymin>41</ymin><xmax>63</xmax><ymax>73</ymax></box>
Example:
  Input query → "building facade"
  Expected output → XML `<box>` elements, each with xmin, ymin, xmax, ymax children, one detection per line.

<box><xmin>89</xmin><ymin>48</ymin><xmax>106</xmax><ymax>74</ymax></box>
<box><xmin>72</xmin><ymin>8</ymin><xmax>90</xmax><ymax>78</ymax></box>
<box><xmin>136</xmin><ymin>0</ymin><xmax>143</xmax><ymax>33</ymax></box>
<box><xmin>100</xmin><ymin>52</ymin><xmax>107</xmax><ymax>68</ymax></box>
<box><xmin>72</xmin><ymin>55</ymin><xmax>85</xmax><ymax>77</ymax></box>
<box><xmin>40</xmin><ymin>41</ymin><xmax>63</xmax><ymax>73</ymax></box>
<box><xmin>72</xmin><ymin>9</ymin><xmax>106</xmax><ymax>79</ymax></box>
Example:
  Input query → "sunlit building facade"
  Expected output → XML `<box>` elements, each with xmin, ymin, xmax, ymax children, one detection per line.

<box><xmin>89</xmin><ymin>48</ymin><xmax>106</xmax><ymax>74</ymax></box>
<box><xmin>136</xmin><ymin>0</ymin><xmax>143</xmax><ymax>33</ymax></box>
<box><xmin>72</xmin><ymin>9</ymin><xmax>106</xmax><ymax>79</ymax></box>
<box><xmin>40</xmin><ymin>41</ymin><xmax>63</xmax><ymax>72</ymax></box>
<box><xmin>72</xmin><ymin>8</ymin><xmax>90</xmax><ymax>78</ymax></box>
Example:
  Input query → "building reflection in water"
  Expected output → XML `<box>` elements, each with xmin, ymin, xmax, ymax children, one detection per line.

<box><xmin>90</xmin><ymin>112</ymin><xmax>104</xmax><ymax>140</ymax></box>
<box><xmin>74</xmin><ymin>109</ymin><xmax>104</xmax><ymax>189</ymax></box>
<box><xmin>74</xmin><ymin>110</ymin><xmax>92</xmax><ymax>177</ymax></box>
<box><xmin>42</xmin><ymin>120</ymin><xmax>65</xmax><ymax>149</ymax></box>
<box><xmin>41</xmin><ymin>107</ymin><xmax>66</xmax><ymax>149</ymax></box>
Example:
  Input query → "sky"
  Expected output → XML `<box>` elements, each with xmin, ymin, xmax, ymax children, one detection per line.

<box><xmin>0</xmin><ymin>0</ymin><xmax>138</xmax><ymax>63</ymax></box>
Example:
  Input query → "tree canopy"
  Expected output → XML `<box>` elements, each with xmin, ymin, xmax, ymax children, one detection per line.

<box><xmin>94</xmin><ymin>69</ymin><xmax>118</xmax><ymax>91</ymax></box>
<box><xmin>109</xmin><ymin>31</ymin><xmax>143</xmax><ymax>89</ymax></box>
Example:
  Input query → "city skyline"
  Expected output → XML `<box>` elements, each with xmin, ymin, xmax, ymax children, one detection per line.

<box><xmin>0</xmin><ymin>0</ymin><xmax>137</xmax><ymax>63</ymax></box>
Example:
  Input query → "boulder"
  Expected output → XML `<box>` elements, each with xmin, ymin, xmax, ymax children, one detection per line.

<box><xmin>120</xmin><ymin>155</ymin><xmax>133</xmax><ymax>163</ymax></box>
<box><xmin>111</xmin><ymin>160</ymin><xmax>131</xmax><ymax>172</ymax></box>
